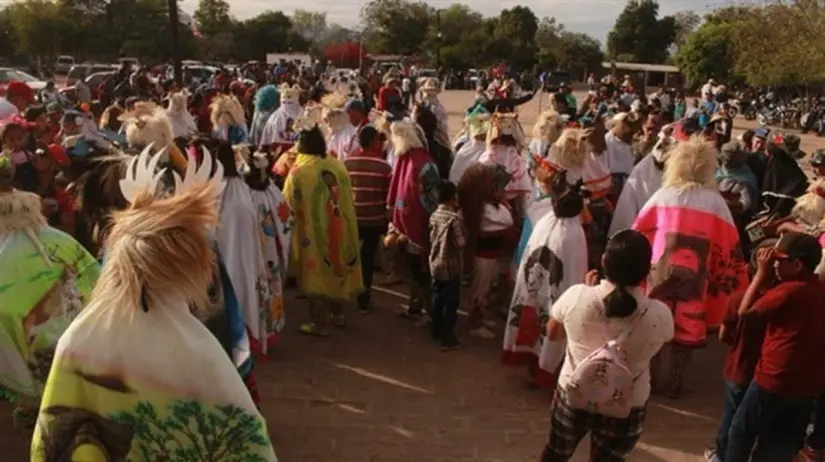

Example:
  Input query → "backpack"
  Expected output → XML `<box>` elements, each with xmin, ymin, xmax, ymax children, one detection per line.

<box><xmin>564</xmin><ymin>308</ymin><xmax>647</xmax><ymax>419</ymax></box>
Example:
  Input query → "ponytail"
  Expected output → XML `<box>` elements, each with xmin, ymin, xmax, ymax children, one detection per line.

<box><xmin>603</xmin><ymin>284</ymin><xmax>638</xmax><ymax>318</ymax></box>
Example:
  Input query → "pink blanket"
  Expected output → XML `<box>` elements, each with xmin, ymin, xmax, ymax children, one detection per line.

<box><xmin>633</xmin><ymin>187</ymin><xmax>749</xmax><ymax>346</ymax></box>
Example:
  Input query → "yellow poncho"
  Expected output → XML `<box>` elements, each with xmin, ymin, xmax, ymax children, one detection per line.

<box><xmin>283</xmin><ymin>152</ymin><xmax>364</xmax><ymax>300</ymax></box>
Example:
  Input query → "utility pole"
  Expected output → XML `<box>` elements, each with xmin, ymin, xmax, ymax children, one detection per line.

<box><xmin>167</xmin><ymin>0</ymin><xmax>182</xmax><ymax>87</ymax></box>
<box><xmin>435</xmin><ymin>9</ymin><xmax>442</xmax><ymax>71</ymax></box>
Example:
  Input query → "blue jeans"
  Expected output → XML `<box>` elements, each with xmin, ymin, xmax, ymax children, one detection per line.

<box><xmin>431</xmin><ymin>278</ymin><xmax>460</xmax><ymax>341</ymax></box>
<box><xmin>725</xmin><ymin>381</ymin><xmax>814</xmax><ymax>462</ymax></box>
<box><xmin>714</xmin><ymin>381</ymin><xmax>749</xmax><ymax>460</ymax></box>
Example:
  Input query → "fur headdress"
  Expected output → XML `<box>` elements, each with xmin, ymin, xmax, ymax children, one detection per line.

<box><xmin>320</xmin><ymin>91</ymin><xmax>350</xmax><ymax>132</ymax></box>
<box><xmin>547</xmin><ymin>127</ymin><xmax>590</xmax><ymax>169</ymax></box>
<box><xmin>120</xmin><ymin>102</ymin><xmax>174</xmax><ymax>152</ymax></box>
<box><xmin>486</xmin><ymin>112</ymin><xmax>524</xmax><ymax>147</ymax></box>
<box><xmin>97</xmin><ymin>145</ymin><xmax>224</xmax><ymax>313</ymax></box>
<box><xmin>167</xmin><ymin>90</ymin><xmax>190</xmax><ymax>115</ymax></box>
<box><xmin>532</xmin><ymin>109</ymin><xmax>565</xmax><ymax>144</ymax></box>
<box><xmin>610</xmin><ymin>111</ymin><xmax>643</xmax><ymax>142</ymax></box>
<box><xmin>0</xmin><ymin>156</ymin><xmax>47</xmax><ymax>236</ymax></box>
<box><xmin>650</xmin><ymin>125</ymin><xmax>677</xmax><ymax>164</ymax></box>
<box><xmin>390</xmin><ymin>119</ymin><xmax>426</xmax><ymax>157</ymax></box>
<box><xmin>662</xmin><ymin>135</ymin><xmax>718</xmax><ymax>190</ymax></box>
<box><xmin>370</xmin><ymin>110</ymin><xmax>393</xmax><ymax>136</ymax></box>
<box><xmin>792</xmin><ymin>179</ymin><xmax>825</xmax><ymax>231</ymax></box>
<box><xmin>209</xmin><ymin>93</ymin><xmax>246</xmax><ymax>130</ymax></box>
<box><xmin>279</xmin><ymin>83</ymin><xmax>301</xmax><ymax>104</ymax></box>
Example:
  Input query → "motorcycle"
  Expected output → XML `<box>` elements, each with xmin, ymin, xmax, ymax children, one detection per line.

<box><xmin>743</xmin><ymin>100</ymin><xmax>759</xmax><ymax>120</ymax></box>
<box><xmin>727</xmin><ymin>98</ymin><xmax>741</xmax><ymax>118</ymax></box>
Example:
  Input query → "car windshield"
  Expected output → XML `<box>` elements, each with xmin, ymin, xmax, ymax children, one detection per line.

<box><xmin>418</xmin><ymin>70</ymin><xmax>436</xmax><ymax>77</ymax></box>
<box><xmin>7</xmin><ymin>70</ymin><xmax>38</xmax><ymax>82</ymax></box>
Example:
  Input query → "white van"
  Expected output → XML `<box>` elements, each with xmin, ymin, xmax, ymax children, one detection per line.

<box><xmin>55</xmin><ymin>55</ymin><xmax>75</xmax><ymax>75</ymax></box>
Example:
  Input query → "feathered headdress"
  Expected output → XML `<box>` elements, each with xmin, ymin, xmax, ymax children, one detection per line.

<box><xmin>390</xmin><ymin>118</ymin><xmax>426</xmax><ymax>157</ymax></box>
<box><xmin>662</xmin><ymin>135</ymin><xmax>718</xmax><ymax>190</ymax></box>
<box><xmin>294</xmin><ymin>103</ymin><xmax>324</xmax><ymax>133</ymax></box>
<box><xmin>486</xmin><ymin>112</ymin><xmax>524</xmax><ymax>147</ymax></box>
<box><xmin>209</xmin><ymin>93</ymin><xmax>246</xmax><ymax>129</ymax></box>
<box><xmin>97</xmin><ymin>144</ymin><xmax>225</xmax><ymax>313</ymax></box>
<box><xmin>369</xmin><ymin>109</ymin><xmax>394</xmax><ymax>136</ymax></box>
<box><xmin>279</xmin><ymin>83</ymin><xmax>301</xmax><ymax>104</ymax></box>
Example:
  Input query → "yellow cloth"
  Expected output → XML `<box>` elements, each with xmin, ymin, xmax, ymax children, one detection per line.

<box><xmin>283</xmin><ymin>153</ymin><xmax>363</xmax><ymax>300</ymax></box>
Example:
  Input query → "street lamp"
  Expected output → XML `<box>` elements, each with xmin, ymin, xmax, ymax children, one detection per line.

<box><xmin>435</xmin><ymin>9</ymin><xmax>442</xmax><ymax>70</ymax></box>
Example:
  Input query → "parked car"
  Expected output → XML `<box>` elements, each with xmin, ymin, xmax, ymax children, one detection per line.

<box><xmin>119</xmin><ymin>57</ymin><xmax>141</xmax><ymax>70</ymax></box>
<box><xmin>542</xmin><ymin>71</ymin><xmax>572</xmax><ymax>93</ymax></box>
<box><xmin>62</xmin><ymin>70</ymin><xmax>117</xmax><ymax>101</ymax></box>
<box><xmin>0</xmin><ymin>68</ymin><xmax>48</xmax><ymax>96</ymax></box>
<box><xmin>54</xmin><ymin>55</ymin><xmax>75</xmax><ymax>75</ymax></box>
<box><xmin>187</xmin><ymin>65</ymin><xmax>219</xmax><ymax>86</ymax></box>
<box><xmin>66</xmin><ymin>63</ymin><xmax>118</xmax><ymax>86</ymax></box>
<box><xmin>416</xmin><ymin>68</ymin><xmax>437</xmax><ymax>85</ymax></box>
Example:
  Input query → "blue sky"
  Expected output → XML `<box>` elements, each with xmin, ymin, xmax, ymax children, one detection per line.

<box><xmin>196</xmin><ymin>0</ymin><xmax>733</xmax><ymax>43</ymax></box>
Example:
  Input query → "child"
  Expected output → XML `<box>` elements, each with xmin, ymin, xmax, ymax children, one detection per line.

<box><xmin>428</xmin><ymin>180</ymin><xmax>465</xmax><ymax>350</ymax></box>
<box><xmin>344</xmin><ymin>125</ymin><xmax>392</xmax><ymax>313</ymax></box>
<box><xmin>725</xmin><ymin>233</ymin><xmax>825</xmax><ymax>461</ymax></box>
<box><xmin>704</xmin><ymin>252</ymin><xmax>771</xmax><ymax>462</ymax></box>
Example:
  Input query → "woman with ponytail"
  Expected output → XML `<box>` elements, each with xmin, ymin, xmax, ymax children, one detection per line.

<box><xmin>539</xmin><ymin>230</ymin><xmax>673</xmax><ymax>462</ymax></box>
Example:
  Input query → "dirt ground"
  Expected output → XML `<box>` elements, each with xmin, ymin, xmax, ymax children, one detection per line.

<box><xmin>1</xmin><ymin>90</ymin><xmax>784</xmax><ymax>461</ymax></box>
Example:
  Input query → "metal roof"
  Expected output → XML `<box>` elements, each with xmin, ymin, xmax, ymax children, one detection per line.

<box><xmin>601</xmin><ymin>61</ymin><xmax>680</xmax><ymax>73</ymax></box>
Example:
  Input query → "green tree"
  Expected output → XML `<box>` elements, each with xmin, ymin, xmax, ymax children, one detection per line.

<box><xmin>671</xmin><ymin>10</ymin><xmax>701</xmax><ymax>50</ymax></box>
<box><xmin>493</xmin><ymin>6</ymin><xmax>538</xmax><ymax>69</ymax></box>
<box><xmin>360</xmin><ymin>0</ymin><xmax>431</xmax><ymax>55</ymax></box>
<box><xmin>675</xmin><ymin>21</ymin><xmax>738</xmax><ymax>88</ymax></box>
<box><xmin>557</xmin><ymin>32</ymin><xmax>604</xmax><ymax>78</ymax></box>
<box><xmin>535</xmin><ymin>16</ymin><xmax>563</xmax><ymax>69</ymax></box>
<box><xmin>428</xmin><ymin>4</ymin><xmax>487</xmax><ymax>68</ymax></box>
<box><xmin>6</xmin><ymin>0</ymin><xmax>67</xmax><ymax>59</ymax></box>
<box><xmin>292</xmin><ymin>10</ymin><xmax>328</xmax><ymax>42</ymax></box>
<box><xmin>234</xmin><ymin>11</ymin><xmax>308</xmax><ymax>61</ymax></box>
<box><xmin>193</xmin><ymin>0</ymin><xmax>232</xmax><ymax>37</ymax></box>
<box><xmin>607</xmin><ymin>0</ymin><xmax>676</xmax><ymax>63</ymax></box>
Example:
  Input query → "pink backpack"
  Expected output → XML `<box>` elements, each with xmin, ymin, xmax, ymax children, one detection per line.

<box><xmin>564</xmin><ymin>308</ymin><xmax>647</xmax><ymax>419</ymax></box>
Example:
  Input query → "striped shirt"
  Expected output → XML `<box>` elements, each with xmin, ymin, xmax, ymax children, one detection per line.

<box><xmin>344</xmin><ymin>150</ymin><xmax>392</xmax><ymax>227</ymax></box>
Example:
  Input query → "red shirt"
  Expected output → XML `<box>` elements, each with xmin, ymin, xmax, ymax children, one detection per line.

<box><xmin>748</xmin><ymin>276</ymin><xmax>825</xmax><ymax>396</ymax></box>
<box><xmin>722</xmin><ymin>290</ymin><xmax>767</xmax><ymax>386</ymax></box>
<box><xmin>377</xmin><ymin>86</ymin><xmax>401</xmax><ymax>112</ymax></box>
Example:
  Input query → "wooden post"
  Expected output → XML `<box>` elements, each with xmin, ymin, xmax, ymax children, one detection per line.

<box><xmin>167</xmin><ymin>0</ymin><xmax>182</xmax><ymax>87</ymax></box>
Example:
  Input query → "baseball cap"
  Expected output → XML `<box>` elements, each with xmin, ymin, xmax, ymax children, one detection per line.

<box><xmin>753</xmin><ymin>128</ymin><xmax>769</xmax><ymax>139</ymax></box>
<box><xmin>774</xmin><ymin>231</ymin><xmax>822</xmax><ymax>272</ymax></box>
<box><xmin>6</xmin><ymin>81</ymin><xmax>34</xmax><ymax>102</ymax></box>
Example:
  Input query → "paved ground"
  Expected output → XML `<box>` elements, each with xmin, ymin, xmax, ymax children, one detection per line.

<box><xmin>1</xmin><ymin>90</ymin><xmax>814</xmax><ymax>461</ymax></box>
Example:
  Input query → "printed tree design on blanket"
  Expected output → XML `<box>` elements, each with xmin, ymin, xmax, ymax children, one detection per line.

<box><xmin>108</xmin><ymin>400</ymin><xmax>269</xmax><ymax>461</ymax></box>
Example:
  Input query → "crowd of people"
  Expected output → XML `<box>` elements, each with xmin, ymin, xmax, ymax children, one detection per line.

<box><xmin>1</xmin><ymin>62</ymin><xmax>825</xmax><ymax>462</ymax></box>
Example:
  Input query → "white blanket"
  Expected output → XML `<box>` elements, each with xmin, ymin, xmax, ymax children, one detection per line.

<box><xmin>259</xmin><ymin>102</ymin><xmax>302</xmax><ymax>146</ymax></box>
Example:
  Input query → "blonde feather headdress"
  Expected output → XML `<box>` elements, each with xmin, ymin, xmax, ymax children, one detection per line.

<box><xmin>294</xmin><ymin>104</ymin><xmax>324</xmax><ymax>133</ymax></box>
<box><xmin>320</xmin><ymin>91</ymin><xmax>350</xmax><ymax>131</ymax></box>
<box><xmin>533</xmin><ymin>109</ymin><xmax>565</xmax><ymax>144</ymax></box>
<box><xmin>547</xmin><ymin>127</ymin><xmax>590</xmax><ymax>169</ymax></box>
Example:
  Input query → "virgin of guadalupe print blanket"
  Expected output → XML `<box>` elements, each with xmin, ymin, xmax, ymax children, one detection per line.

<box><xmin>217</xmin><ymin>178</ymin><xmax>269</xmax><ymax>364</ymax></box>
<box><xmin>249</xmin><ymin>183</ymin><xmax>294</xmax><ymax>353</ymax></box>
<box><xmin>30</xmin><ymin>293</ymin><xmax>277</xmax><ymax>461</ymax></box>
<box><xmin>284</xmin><ymin>153</ymin><xmax>364</xmax><ymax>301</ymax></box>
<box><xmin>502</xmin><ymin>210</ymin><xmax>587</xmax><ymax>387</ymax></box>
<box><xmin>633</xmin><ymin>186</ymin><xmax>748</xmax><ymax>347</ymax></box>
<box><xmin>0</xmin><ymin>192</ymin><xmax>99</xmax><ymax>406</ymax></box>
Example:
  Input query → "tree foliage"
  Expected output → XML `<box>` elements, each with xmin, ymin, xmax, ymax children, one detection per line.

<box><xmin>607</xmin><ymin>0</ymin><xmax>676</xmax><ymax>64</ymax></box>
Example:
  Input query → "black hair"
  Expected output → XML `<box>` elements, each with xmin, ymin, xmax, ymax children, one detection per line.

<box><xmin>602</xmin><ymin>229</ymin><xmax>652</xmax><ymax>318</ymax></box>
<box><xmin>550</xmin><ymin>171</ymin><xmax>587</xmax><ymax>218</ymax></box>
<box><xmin>215</xmin><ymin>141</ymin><xmax>238</xmax><ymax>177</ymax></box>
<box><xmin>436</xmin><ymin>179</ymin><xmax>457</xmax><ymax>204</ymax></box>
<box><xmin>297</xmin><ymin>125</ymin><xmax>327</xmax><ymax>157</ymax></box>
<box><xmin>358</xmin><ymin>125</ymin><xmax>380</xmax><ymax>149</ymax></box>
